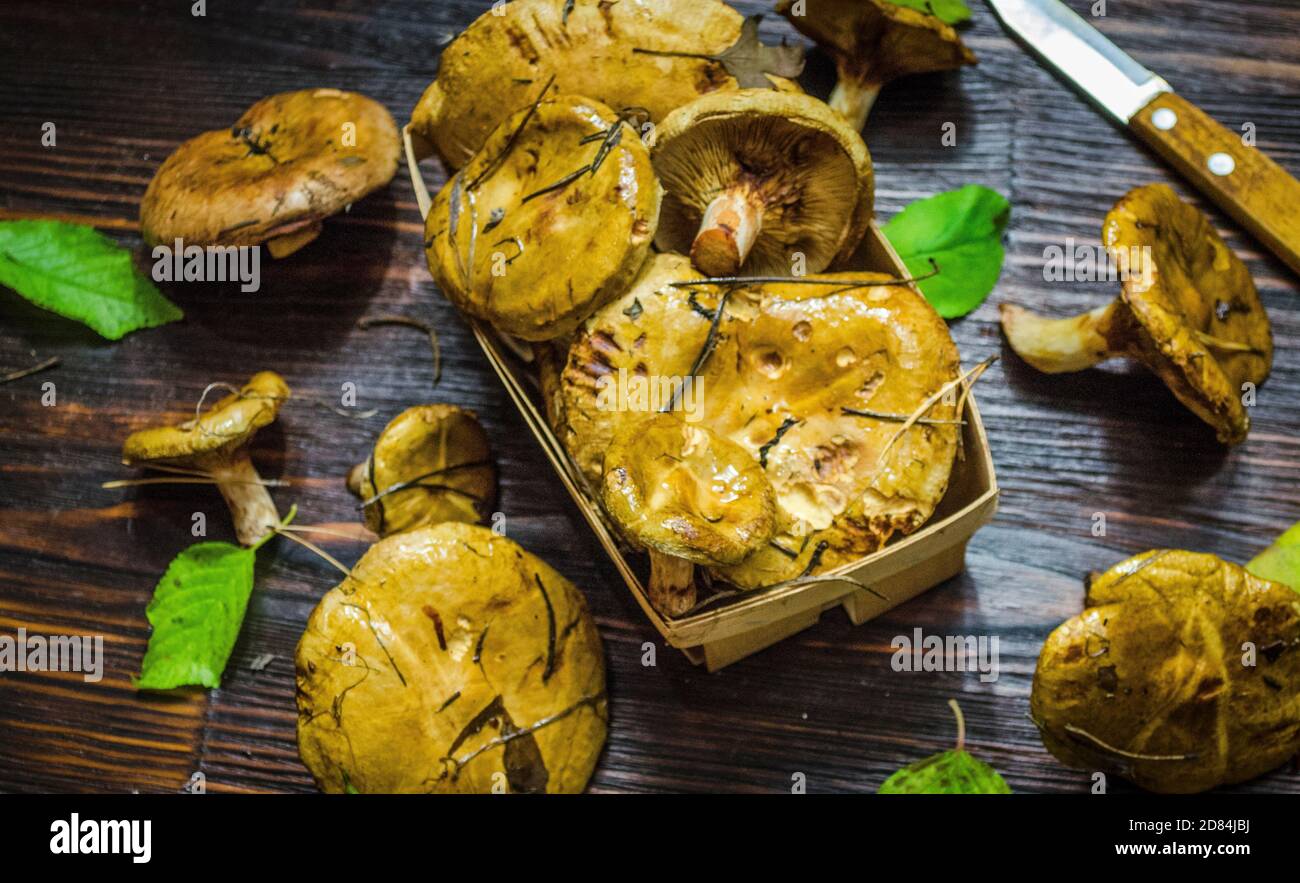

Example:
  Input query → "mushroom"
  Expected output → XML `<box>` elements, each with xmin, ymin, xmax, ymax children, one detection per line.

<box><xmin>347</xmin><ymin>404</ymin><xmax>497</xmax><ymax>537</ymax></box>
<box><xmin>425</xmin><ymin>94</ymin><xmax>660</xmax><ymax>341</ymax></box>
<box><xmin>1000</xmin><ymin>184</ymin><xmax>1273</xmax><ymax>444</ymax></box>
<box><xmin>778</xmin><ymin>0</ymin><xmax>977</xmax><ymax>131</ymax></box>
<box><xmin>296</xmin><ymin>522</ymin><xmax>607</xmax><ymax>793</ymax></box>
<box><xmin>651</xmin><ymin>89</ymin><xmax>873</xmax><ymax>277</ymax></box>
<box><xmin>410</xmin><ymin>0</ymin><xmax>802</xmax><ymax>169</ymax></box>
<box><xmin>121</xmin><ymin>371</ymin><xmax>289</xmax><ymax>546</ymax></box>
<box><xmin>558</xmin><ymin>267</ymin><xmax>963</xmax><ymax>591</ymax></box>
<box><xmin>601</xmin><ymin>415</ymin><xmax>777</xmax><ymax>617</ymax></box>
<box><xmin>141</xmin><ymin>89</ymin><xmax>400</xmax><ymax>258</ymax></box>
<box><xmin>1031</xmin><ymin>549</ymin><xmax>1300</xmax><ymax>794</ymax></box>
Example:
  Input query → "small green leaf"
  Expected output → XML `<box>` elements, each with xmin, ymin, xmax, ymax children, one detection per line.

<box><xmin>879</xmin><ymin>699</ymin><xmax>1011</xmax><ymax>793</ymax></box>
<box><xmin>135</xmin><ymin>542</ymin><xmax>258</xmax><ymax>690</ymax></box>
<box><xmin>882</xmin><ymin>185</ymin><xmax>1011</xmax><ymax>319</ymax></box>
<box><xmin>889</xmin><ymin>0</ymin><xmax>973</xmax><ymax>25</ymax></box>
<box><xmin>1247</xmin><ymin>521</ymin><xmax>1300</xmax><ymax>593</ymax></box>
<box><xmin>0</xmin><ymin>220</ymin><xmax>182</xmax><ymax>340</ymax></box>
<box><xmin>879</xmin><ymin>748</ymin><xmax>1012</xmax><ymax>794</ymax></box>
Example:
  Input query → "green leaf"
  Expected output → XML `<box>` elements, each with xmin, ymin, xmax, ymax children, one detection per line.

<box><xmin>0</xmin><ymin>220</ymin><xmax>182</xmax><ymax>340</ymax></box>
<box><xmin>889</xmin><ymin>0</ymin><xmax>973</xmax><ymax>25</ymax></box>
<box><xmin>135</xmin><ymin>542</ymin><xmax>258</xmax><ymax>690</ymax></box>
<box><xmin>1247</xmin><ymin>521</ymin><xmax>1300</xmax><ymax>593</ymax></box>
<box><xmin>882</xmin><ymin>184</ymin><xmax>1011</xmax><ymax>319</ymax></box>
<box><xmin>878</xmin><ymin>748</ymin><xmax>1012</xmax><ymax>794</ymax></box>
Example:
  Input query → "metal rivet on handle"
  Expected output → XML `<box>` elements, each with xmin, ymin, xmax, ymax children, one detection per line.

<box><xmin>1208</xmin><ymin>152</ymin><xmax>1236</xmax><ymax>176</ymax></box>
<box><xmin>1152</xmin><ymin>108</ymin><xmax>1178</xmax><ymax>131</ymax></box>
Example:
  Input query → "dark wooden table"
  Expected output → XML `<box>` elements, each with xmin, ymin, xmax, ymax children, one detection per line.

<box><xmin>1</xmin><ymin>0</ymin><xmax>1297</xmax><ymax>794</ymax></box>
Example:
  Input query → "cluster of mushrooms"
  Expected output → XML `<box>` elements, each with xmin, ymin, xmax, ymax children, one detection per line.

<box><xmin>117</xmin><ymin>0</ymin><xmax>1298</xmax><ymax>795</ymax></box>
<box><xmin>417</xmin><ymin>0</ymin><xmax>975</xmax><ymax>618</ymax></box>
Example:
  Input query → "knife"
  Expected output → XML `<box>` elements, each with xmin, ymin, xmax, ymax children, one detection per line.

<box><xmin>986</xmin><ymin>0</ymin><xmax>1300</xmax><ymax>276</ymax></box>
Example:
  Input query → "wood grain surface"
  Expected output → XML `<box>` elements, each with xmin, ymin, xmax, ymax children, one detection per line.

<box><xmin>1</xmin><ymin>0</ymin><xmax>1298</xmax><ymax>794</ymax></box>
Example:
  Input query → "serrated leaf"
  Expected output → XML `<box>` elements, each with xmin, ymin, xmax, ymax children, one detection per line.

<box><xmin>135</xmin><ymin>542</ymin><xmax>258</xmax><ymax>690</ymax></box>
<box><xmin>890</xmin><ymin>0</ymin><xmax>973</xmax><ymax>25</ymax></box>
<box><xmin>1247</xmin><ymin>521</ymin><xmax>1300</xmax><ymax>593</ymax></box>
<box><xmin>717</xmin><ymin>15</ymin><xmax>806</xmax><ymax>89</ymax></box>
<box><xmin>882</xmin><ymin>184</ymin><xmax>1010</xmax><ymax>319</ymax></box>
<box><xmin>878</xmin><ymin>749</ymin><xmax>1012</xmax><ymax>794</ymax></box>
<box><xmin>0</xmin><ymin>220</ymin><xmax>182</xmax><ymax>340</ymax></box>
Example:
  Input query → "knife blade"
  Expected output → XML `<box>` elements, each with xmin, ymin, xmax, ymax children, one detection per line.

<box><xmin>987</xmin><ymin>0</ymin><xmax>1300</xmax><ymax>276</ymax></box>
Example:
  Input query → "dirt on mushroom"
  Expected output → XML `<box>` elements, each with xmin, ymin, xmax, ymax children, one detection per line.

<box><xmin>141</xmin><ymin>89</ymin><xmax>400</xmax><ymax>258</ymax></box>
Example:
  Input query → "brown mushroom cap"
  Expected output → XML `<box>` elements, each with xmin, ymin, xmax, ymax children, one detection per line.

<box><xmin>602</xmin><ymin>414</ymin><xmax>777</xmax><ymax>566</ymax></box>
<box><xmin>1001</xmin><ymin>184</ymin><xmax>1273</xmax><ymax>445</ymax></box>
<box><xmin>348</xmin><ymin>405</ymin><xmax>497</xmax><ymax>538</ymax></box>
<box><xmin>123</xmin><ymin>371</ymin><xmax>289</xmax><ymax>464</ymax></box>
<box><xmin>557</xmin><ymin>266</ymin><xmax>962</xmax><ymax>590</ymax></box>
<box><xmin>1031</xmin><ymin>549</ymin><xmax>1300</xmax><ymax>794</ymax></box>
<box><xmin>425</xmin><ymin>95</ymin><xmax>661</xmax><ymax>341</ymax></box>
<box><xmin>296</xmin><ymin>523</ymin><xmax>607</xmax><ymax>794</ymax></box>
<box><xmin>411</xmin><ymin>0</ymin><xmax>802</xmax><ymax>170</ymax></box>
<box><xmin>651</xmin><ymin>90</ymin><xmax>873</xmax><ymax>277</ymax></box>
<box><xmin>778</xmin><ymin>0</ymin><xmax>976</xmax><ymax>130</ymax></box>
<box><xmin>140</xmin><ymin>89</ymin><xmax>399</xmax><ymax>256</ymax></box>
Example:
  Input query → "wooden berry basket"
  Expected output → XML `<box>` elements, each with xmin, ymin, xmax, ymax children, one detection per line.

<box><xmin>405</xmin><ymin>126</ymin><xmax>999</xmax><ymax>671</ymax></box>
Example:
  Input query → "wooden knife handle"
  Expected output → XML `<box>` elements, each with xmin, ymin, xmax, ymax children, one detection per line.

<box><xmin>1131</xmin><ymin>92</ymin><xmax>1300</xmax><ymax>277</ymax></box>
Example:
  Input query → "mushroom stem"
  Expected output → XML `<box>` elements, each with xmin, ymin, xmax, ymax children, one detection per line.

<box><xmin>829</xmin><ymin>79</ymin><xmax>882</xmax><ymax>131</ymax></box>
<box><xmin>999</xmin><ymin>302</ymin><xmax>1124</xmax><ymax>374</ymax></box>
<box><xmin>205</xmin><ymin>449</ymin><xmax>281</xmax><ymax>546</ymax></box>
<box><xmin>691</xmin><ymin>186</ymin><xmax>765</xmax><ymax>277</ymax></box>
<box><xmin>646</xmin><ymin>551</ymin><xmax>697</xmax><ymax>618</ymax></box>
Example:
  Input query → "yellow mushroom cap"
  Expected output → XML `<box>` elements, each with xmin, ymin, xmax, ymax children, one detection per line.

<box><xmin>122</xmin><ymin>371</ymin><xmax>290</xmax><ymax>464</ymax></box>
<box><xmin>140</xmin><ymin>89</ymin><xmax>400</xmax><ymax>251</ymax></box>
<box><xmin>350</xmin><ymin>404</ymin><xmax>497</xmax><ymax>537</ymax></box>
<box><xmin>602</xmin><ymin>414</ymin><xmax>776</xmax><ymax>567</ymax></box>
<box><xmin>425</xmin><ymin>94</ymin><xmax>661</xmax><ymax>341</ymax></box>
<box><xmin>411</xmin><ymin>0</ymin><xmax>803</xmax><ymax>169</ymax></box>
<box><xmin>295</xmin><ymin>522</ymin><xmax>607</xmax><ymax>794</ymax></box>
<box><xmin>1104</xmin><ymin>184</ymin><xmax>1273</xmax><ymax>445</ymax></box>
<box><xmin>1031</xmin><ymin>549</ymin><xmax>1300</xmax><ymax>794</ymax></box>
<box><xmin>651</xmin><ymin>89</ymin><xmax>874</xmax><ymax>276</ymax></box>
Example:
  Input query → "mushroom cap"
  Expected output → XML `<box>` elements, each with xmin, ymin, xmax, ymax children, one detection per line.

<box><xmin>778</xmin><ymin>0</ymin><xmax>976</xmax><ymax>88</ymax></box>
<box><xmin>412</xmin><ymin>0</ymin><xmax>801</xmax><ymax>170</ymax></box>
<box><xmin>425</xmin><ymin>95</ymin><xmax>661</xmax><ymax>341</ymax></box>
<box><xmin>1104</xmin><ymin>184</ymin><xmax>1273</xmax><ymax>445</ymax></box>
<box><xmin>140</xmin><ymin>89</ymin><xmax>400</xmax><ymax>248</ymax></box>
<box><xmin>122</xmin><ymin>371</ymin><xmax>289</xmax><ymax>464</ymax></box>
<box><xmin>296</xmin><ymin>523</ymin><xmax>607</xmax><ymax>794</ymax></box>
<box><xmin>1031</xmin><ymin>550</ymin><xmax>1300</xmax><ymax>794</ymax></box>
<box><xmin>651</xmin><ymin>89</ymin><xmax>873</xmax><ymax>276</ymax></box>
<box><xmin>350</xmin><ymin>405</ymin><xmax>497</xmax><ymax>537</ymax></box>
<box><xmin>557</xmin><ymin>266</ymin><xmax>962</xmax><ymax>589</ymax></box>
<box><xmin>602</xmin><ymin>414</ymin><xmax>777</xmax><ymax>566</ymax></box>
